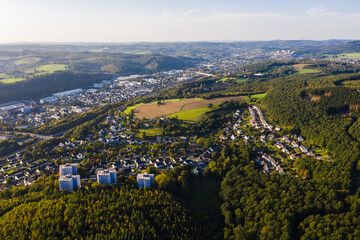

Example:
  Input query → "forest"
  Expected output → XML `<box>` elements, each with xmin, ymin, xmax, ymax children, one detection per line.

<box><xmin>214</xmin><ymin>68</ymin><xmax>360</xmax><ymax>239</ymax></box>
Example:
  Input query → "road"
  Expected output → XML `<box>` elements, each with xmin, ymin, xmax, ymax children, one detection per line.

<box><xmin>0</xmin><ymin>129</ymin><xmax>70</xmax><ymax>162</ymax></box>
<box><xmin>0</xmin><ymin>131</ymin><xmax>53</xmax><ymax>140</ymax></box>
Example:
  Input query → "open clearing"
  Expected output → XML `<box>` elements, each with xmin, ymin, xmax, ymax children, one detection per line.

<box><xmin>138</xmin><ymin>128</ymin><xmax>163</xmax><ymax>136</ymax></box>
<box><xmin>250</xmin><ymin>93</ymin><xmax>267</xmax><ymax>99</ymax></box>
<box><xmin>293</xmin><ymin>64</ymin><xmax>320</xmax><ymax>74</ymax></box>
<box><xmin>0</xmin><ymin>78</ymin><xmax>26</xmax><ymax>84</ymax></box>
<box><xmin>182</xmin><ymin>96</ymin><xmax>245</xmax><ymax>111</ymax></box>
<box><xmin>129</xmin><ymin>96</ymin><xmax>246</xmax><ymax>119</ymax></box>
<box><xmin>324</xmin><ymin>53</ymin><xmax>360</xmax><ymax>60</ymax></box>
<box><xmin>14</xmin><ymin>58</ymin><xmax>41</xmax><ymax>65</ymax></box>
<box><xmin>35</xmin><ymin>64</ymin><xmax>67</xmax><ymax>73</ymax></box>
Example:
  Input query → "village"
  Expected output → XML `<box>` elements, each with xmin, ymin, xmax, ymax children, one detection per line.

<box><xmin>0</xmin><ymin>97</ymin><xmax>329</xmax><ymax>190</ymax></box>
<box><xmin>218</xmin><ymin>104</ymin><xmax>324</xmax><ymax>176</ymax></box>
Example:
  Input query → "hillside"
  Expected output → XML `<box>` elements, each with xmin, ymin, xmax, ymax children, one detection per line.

<box><xmin>0</xmin><ymin>51</ymin><xmax>191</xmax><ymax>103</ymax></box>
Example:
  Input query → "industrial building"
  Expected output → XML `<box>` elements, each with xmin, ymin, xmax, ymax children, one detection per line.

<box><xmin>137</xmin><ymin>173</ymin><xmax>154</xmax><ymax>188</ymax></box>
<box><xmin>40</xmin><ymin>96</ymin><xmax>58</xmax><ymax>104</ymax></box>
<box><xmin>52</xmin><ymin>89</ymin><xmax>83</xmax><ymax>97</ymax></box>
<box><xmin>0</xmin><ymin>101</ymin><xmax>26</xmax><ymax>115</ymax></box>
<box><xmin>97</xmin><ymin>169</ymin><xmax>117</xmax><ymax>185</ymax></box>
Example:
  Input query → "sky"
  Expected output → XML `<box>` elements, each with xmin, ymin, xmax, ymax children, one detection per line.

<box><xmin>0</xmin><ymin>0</ymin><xmax>359</xmax><ymax>43</ymax></box>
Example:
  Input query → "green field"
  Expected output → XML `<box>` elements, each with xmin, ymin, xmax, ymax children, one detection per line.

<box><xmin>294</xmin><ymin>68</ymin><xmax>320</xmax><ymax>74</ymax></box>
<box><xmin>168</xmin><ymin>106</ymin><xmax>213</xmax><ymax>121</ymax></box>
<box><xmin>323</xmin><ymin>53</ymin><xmax>360</xmax><ymax>60</ymax></box>
<box><xmin>217</xmin><ymin>77</ymin><xmax>247</xmax><ymax>84</ymax></box>
<box><xmin>36</xmin><ymin>64</ymin><xmax>67</xmax><ymax>73</ymax></box>
<box><xmin>138</xmin><ymin>127</ymin><xmax>163</xmax><ymax>136</ymax></box>
<box><xmin>0</xmin><ymin>78</ymin><xmax>26</xmax><ymax>84</ymax></box>
<box><xmin>236</xmin><ymin>78</ymin><xmax>248</xmax><ymax>83</ymax></box>
<box><xmin>14</xmin><ymin>58</ymin><xmax>41</xmax><ymax>65</ymax></box>
<box><xmin>0</xmin><ymin>73</ymin><xmax>10</xmax><ymax>79</ymax></box>
<box><xmin>250</xmin><ymin>93</ymin><xmax>267</xmax><ymax>99</ymax></box>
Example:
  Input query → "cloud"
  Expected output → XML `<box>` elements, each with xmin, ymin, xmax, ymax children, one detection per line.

<box><xmin>306</xmin><ymin>6</ymin><xmax>360</xmax><ymax>23</ymax></box>
<box><xmin>204</xmin><ymin>12</ymin><xmax>291</xmax><ymax>21</ymax></box>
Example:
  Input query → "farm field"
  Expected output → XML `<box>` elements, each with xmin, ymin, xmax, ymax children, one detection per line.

<box><xmin>293</xmin><ymin>64</ymin><xmax>320</xmax><ymax>74</ymax></box>
<box><xmin>138</xmin><ymin>127</ymin><xmax>163</xmax><ymax>136</ymax></box>
<box><xmin>0</xmin><ymin>73</ymin><xmax>10</xmax><ymax>79</ymax></box>
<box><xmin>216</xmin><ymin>77</ymin><xmax>247</xmax><ymax>84</ymax></box>
<box><xmin>0</xmin><ymin>78</ymin><xmax>26</xmax><ymax>84</ymax></box>
<box><xmin>13</xmin><ymin>58</ymin><xmax>41</xmax><ymax>65</ymax></box>
<box><xmin>35</xmin><ymin>64</ymin><xmax>67</xmax><ymax>73</ymax></box>
<box><xmin>250</xmin><ymin>93</ymin><xmax>267</xmax><ymax>99</ymax></box>
<box><xmin>128</xmin><ymin>96</ymin><xmax>246</xmax><ymax>120</ymax></box>
<box><xmin>323</xmin><ymin>53</ymin><xmax>360</xmax><ymax>60</ymax></box>
<box><xmin>168</xmin><ymin>106</ymin><xmax>213</xmax><ymax>121</ymax></box>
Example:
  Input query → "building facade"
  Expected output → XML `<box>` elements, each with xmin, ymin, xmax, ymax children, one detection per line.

<box><xmin>97</xmin><ymin>169</ymin><xmax>117</xmax><ymax>185</ymax></box>
<box><xmin>137</xmin><ymin>173</ymin><xmax>154</xmax><ymax>188</ymax></box>
<box><xmin>59</xmin><ymin>163</ymin><xmax>78</xmax><ymax>176</ymax></box>
<box><xmin>59</xmin><ymin>175</ymin><xmax>81</xmax><ymax>191</ymax></box>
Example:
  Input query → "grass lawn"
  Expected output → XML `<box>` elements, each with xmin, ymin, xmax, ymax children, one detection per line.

<box><xmin>293</xmin><ymin>64</ymin><xmax>320</xmax><ymax>74</ymax></box>
<box><xmin>14</xmin><ymin>58</ymin><xmax>41</xmax><ymax>65</ymax></box>
<box><xmin>138</xmin><ymin>127</ymin><xmax>163</xmax><ymax>136</ymax></box>
<box><xmin>294</xmin><ymin>68</ymin><xmax>320</xmax><ymax>74</ymax></box>
<box><xmin>217</xmin><ymin>77</ymin><xmax>235</xmax><ymax>83</ymax></box>
<box><xmin>236</xmin><ymin>78</ymin><xmax>248</xmax><ymax>83</ymax></box>
<box><xmin>250</xmin><ymin>93</ymin><xmax>267</xmax><ymax>99</ymax></box>
<box><xmin>124</xmin><ymin>103</ymin><xmax>144</xmax><ymax>114</ymax></box>
<box><xmin>188</xmin><ymin>175</ymin><xmax>221</xmax><ymax>209</ymax></box>
<box><xmin>168</xmin><ymin>106</ymin><xmax>213</xmax><ymax>121</ymax></box>
<box><xmin>324</xmin><ymin>53</ymin><xmax>360</xmax><ymax>60</ymax></box>
<box><xmin>36</xmin><ymin>64</ymin><xmax>67</xmax><ymax>73</ymax></box>
<box><xmin>0</xmin><ymin>78</ymin><xmax>26</xmax><ymax>84</ymax></box>
<box><xmin>0</xmin><ymin>73</ymin><xmax>10</xmax><ymax>78</ymax></box>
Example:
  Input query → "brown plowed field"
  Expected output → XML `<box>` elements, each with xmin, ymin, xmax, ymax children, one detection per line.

<box><xmin>134</xmin><ymin>96</ymin><xmax>246</xmax><ymax>119</ymax></box>
<box><xmin>182</xmin><ymin>96</ymin><xmax>246</xmax><ymax>111</ymax></box>
<box><xmin>135</xmin><ymin>101</ymin><xmax>184</xmax><ymax>118</ymax></box>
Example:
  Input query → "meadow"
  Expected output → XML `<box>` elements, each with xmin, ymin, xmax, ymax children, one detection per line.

<box><xmin>293</xmin><ymin>64</ymin><xmax>320</xmax><ymax>74</ymax></box>
<box><xmin>0</xmin><ymin>78</ymin><xmax>26</xmax><ymax>84</ymax></box>
<box><xmin>323</xmin><ymin>53</ymin><xmax>360</xmax><ymax>60</ymax></box>
<box><xmin>126</xmin><ymin>96</ymin><xmax>246</xmax><ymax>121</ymax></box>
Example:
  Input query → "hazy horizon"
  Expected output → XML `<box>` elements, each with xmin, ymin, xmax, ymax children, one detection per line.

<box><xmin>0</xmin><ymin>0</ymin><xmax>359</xmax><ymax>43</ymax></box>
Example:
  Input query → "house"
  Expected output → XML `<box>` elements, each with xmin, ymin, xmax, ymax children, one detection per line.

<box><xmin>290</xmin><ymin>154</ymin><xmax>297</xmax><ymax>160</ymax></box>
<box><xmin>219</xmin><ymin>135</ymin><xmax>228</xmax><ymax>140</ymax></box>
<box><xmin>299</xmin><ymin>145</ymin><xmax>308</xmax><ymax>153</ymax></box>
<box><xmin>276</xmin><ymin>143</ymin><xmax>284</xmax><ymax>149</ymax></box>
<box><xmin>77</xmin><ymin>153</ymin><xmax>85</xmax><ymax>161</ymax></box>
<box><xmin>291</xmin><ymin>141</ymin><xmax>299</xmax><ymax>148</ymax></box>
<box><xmin>307</xmin><ymin>151</ymin><xmax>315</xmax><ymax>157</ymax></box>
<box><xmin>282</xmin><ymin>148</ymin><xmax>290</xmax><ymax>155</ymax></box>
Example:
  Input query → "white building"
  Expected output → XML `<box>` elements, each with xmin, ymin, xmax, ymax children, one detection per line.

<box><xmin>59</xmin><ymin>174</ymin><xmax>81</xmax><ymax>191</ymax></box>
<box><xmin>53</xmin><ymin>89</ymin><xmax>83</xmax><ymax>97</ymax></box>
<box><xmin>40</xmin><ymin>96</ymin><xmax>58</xmax><ymax>104</ymax></box>
<box><xmin>97</xmin><ymin>169</ymin><xmax>117</xmax><ymax>185</ymax></box>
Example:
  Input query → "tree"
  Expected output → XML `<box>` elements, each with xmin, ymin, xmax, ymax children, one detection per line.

<box><xmin>208</xmin><ymin>103</ymin><xmax>213</xmax><ymax>108</ymax></box>
<box><xmin>139</xmin><ymin>131</ymin><xmax>146</xmax><ymax>140</ymax></box>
